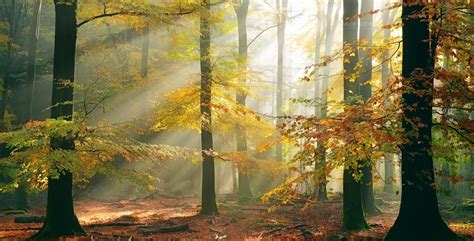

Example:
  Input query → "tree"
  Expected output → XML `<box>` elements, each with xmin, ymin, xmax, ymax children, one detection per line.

<box><xmin>199</xmin><ymin>0</ymin><xmax>218</xmax><ymax>216</ymax></box>
<box><xmin>312</xmin><ymin>0</ymin><xmax>326</xmax><ymax>202</ymax></box>
<box><xmin>342</xmin><ymin>0</ymin><xmax>369</xmax><ymax>231</ymax></box>
<box><xmin>275</xmin><ymin>0</ymin><xmax>288</xmax><ymax>163</ymax></box>
<box><xmin>321</xmin><ymin>0</ymin><xmax>341</xmax><ymax>117</ymax></box>
<box><xmin>385</xmin><ymin>2</ymin><xmax>459</xmax><ymax>241</ymax></box>
<box><xmin>233</xmin><ymin>0</ymin><xmax>253</xmax><ymax>198</ymax></box>
<box><xmin>381</xmin><ymin>0</ymin><xmax>397</xmax><ymax>195</ymax></box>
<box><xmin>358</xmin><ymin>0</ymin><xmax>381</xmax><ymax>216</ymax></box>
<box><xmin>0</xmin><ymin>0</ymin><xmax>19</xmax><ymax>132</ymax></box>
<box><xmin>24</xmin><ymin>0</ymin><xmax>42</xmax><ymax>122</ymax></box>
<box><xmin>13</xmin><ymin>0</ymin><xmax>43</xmax><ymax>212</ymax></box>
<box><xmin>313</xmin><ymin>0</ymin><xmax>323</xmax><ymax>119</ymax></box>
<box><xmin>0</xmin><ymin>0</ymin><xmax>31</xmax><ymax>211</ymax></box>
<box><xmin>32</xmin><ymin>0</ymin><xmax>85</xmax><ymax>238</ymax></box>
<box><xmin>317</xmin><ymin>0</ymin><xmax>341</xmax><ymax>202</ymax></box>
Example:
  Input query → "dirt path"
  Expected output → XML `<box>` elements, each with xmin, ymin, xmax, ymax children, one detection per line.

<box><xmin>0</xmin><ymin>195</ymin><xmax>472</xmax><ymax>240</ymax></box>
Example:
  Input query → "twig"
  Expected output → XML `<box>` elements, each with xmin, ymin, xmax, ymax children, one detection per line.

<box><xmin>85</xmin><ymin>222</ymin><xmax>145</xmax><ymax>228</ymax></box>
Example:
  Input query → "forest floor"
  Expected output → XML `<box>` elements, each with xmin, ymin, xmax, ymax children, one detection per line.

<box><xmin>0</xmin><ymin>194</ymin><xmax>473</xmax><ymax>240</ymax></box>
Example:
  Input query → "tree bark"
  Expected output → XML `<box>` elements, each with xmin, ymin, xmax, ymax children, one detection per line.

<box><xmin>275</xmin><ymin>0</ymin><xmax>288</xmax><ymax>163</ymax></box>
<box><xmin>199</xmin><ymin>0</ymin><xmax>218</xmax><ymax>216</ymax></box>
<box><xmin>385</xmin><ymin>2</ymin><xmax>458</xmax><ymax>241</ymax></box>
<box><xmin>361</xmin><ymin>164</ymin><xmax>381</xmax><ymax>215</ymax></box>
<box><xmin>342</xmin><ymin>0</ymin><xmax>369</xmax><ymax>231</ymax></box>
<box><xmin>31</xmin><ymin>0</ymin><xmax>85</xmax><ymax>238</ymax></box>
<box><xmin>234</xmin><ymin>0</ymin><xmax>252</xmax><ymax>198</ymax></box>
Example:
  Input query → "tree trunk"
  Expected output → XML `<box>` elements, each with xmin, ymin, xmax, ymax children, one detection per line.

<box><xmin>199</xmin><ymin>0</ymin><xmax>218</xmax><ymax>216</ymax></box>
<box><xmin>31</xmin><ymin>1</ymin><xmax>85</xmax><ymax>238</ymax></box>
<box><xmin>358</xmin><ymin>0</ymin><xmax>380</xmax><ymax>216</ymax></box>
<box><xmin>275</xmin><ymin>0</ymin><xmax>288</xmax><ymax>163</ymax></box>
<box><xmin>13</xmin><ymin>0</ymin><xmax>43</xmax><ymax>211</ymax></box>
<box><xmin>317</xmin><ymin>0</ymin><xmax>341</xmax><ymax>202</ymax></box>
<box><xmin>25</xmin><ymin>0</ymin><xmax>42</xmax><ymax>122</ymax></box>
<box><xmin>234</xmin><ymin>0</ymin><xmax>253</xmax><ymax>198</ymax></box>
<box><xmin>140</xmin><ymin>24</ymin><xmax>150</xmax><ymax>78</ymax></box>
<box><xmin>385</xmin><ymin>2</ymin><xmax>458</xmax><ymax>241</ymax></box>
<box><xmin>384</xmin><ymin>155</ymin><xmax>395</xmax><ymax>193</ymax></box>
<box><xmin>440</xmin><ymin>162</ymin><xmax>451</xmax><ymax>194</ymax></box>
<box><xmin>122</xmin><ymin>29</ymin><xmax>131</xmax><ymax>76</ymax></box>
<box><xmin>316</xmin><ymin>148</ymin><xmax>328</xmax><ymax>201</ymax></box>
<box><xmin>467</xmin><ymin>1</ymin><xmax>474</xmax><ymax>199</ymax></box>
<box><xmin>382</xmin><ymin>0</ymin><xmax>395</xmax><ymax>195</ymax></box>
<box><xmin>342</xmin><ymin>0</ymin><xmax>369</xmax><ymax>231</ymax></box>
<box><xmin>361</xmin><ymin>165</ymin><xmax>381</xmax><ymax>215</ymax></box>
<box><xmin>314</xmin><ymin>3</ymin><xmax>322</xmax><ymax>118</ymax></box>
<box><xmin>321</xmin><ymin>0</ymin><xmax>341</xmax><ymax>118</ymax></box>
<box><xmin>358</xmin><ymin>0</ymin><xmax>373</xmax><ymax>100</ymax></box>
<box><xmin>313</xmin><ymin>1</ymin><xmax>328</xmax><ymax>202</ymax></box>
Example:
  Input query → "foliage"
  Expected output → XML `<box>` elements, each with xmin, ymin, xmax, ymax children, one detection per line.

<box><xmin>0</xmin><ymin>118</ymin><xmax>197</xmax><ymax>192</ymax></box>
<box><xmin>263</xmin><ymin>0</ymin><xmax>473</xmax><ymax>204</ymax></box>
<box><xmin>153</xmin><ymin>83</ymin><xmax>275</xmax><ymax>144</ymax></box>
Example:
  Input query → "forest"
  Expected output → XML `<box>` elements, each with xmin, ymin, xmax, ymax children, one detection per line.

<box><xmin>0</xmin><ymin>0</ymin><xmax>472</xmax><ymax>240</ymax></box>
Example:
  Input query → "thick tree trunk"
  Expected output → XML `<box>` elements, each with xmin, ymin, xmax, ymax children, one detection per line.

<box><xmin>140</xmin><ymin>24</ymin><xmax>150</xmax><ymax>78</ymax></box>
<box><xmin>361</xmin><ymin>164</ymin><xmax>381</xmax><ymax>215</ymax></box>
<box><xmin>234</xmin><ymin>0</ymin><xmax>253</xmax><ymax>198</ymax></box>
<box><xmin>342</xmin><ymin>0</ymin><xmax>369</xmax><ymax>231</ymax></box>
<box><xmin>358</xmin><ymin>0</ymin><xmax>380</xmax><ymax>216</ymax></box>
<box><xmin>275</xmin><ymin>0</ymin><xmax>288</xmax><ymax>163</ymax></box>
<box><xmin>199</xmin><ymin>0</ymin><xmax>218</xmax><ymax>216</ymax></box>
<box><xmin>343</xmin><ymin>168</ymin><xmax>368</xmax><ymax>230</ymax></box>
<box><xmin>32</xmin><ymin>1</ymin><xmax>85</xmax><ymax>238</ymax></box>
<box><xmin>385</xmin><ymin>2</ymin><xmax>458</xmax><ymax>241</ymax></box>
